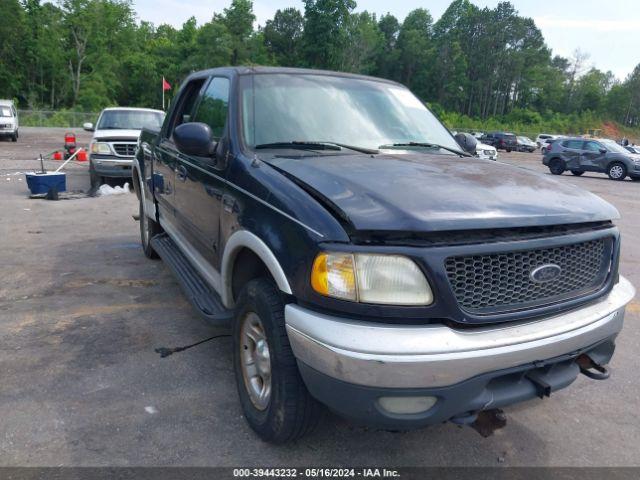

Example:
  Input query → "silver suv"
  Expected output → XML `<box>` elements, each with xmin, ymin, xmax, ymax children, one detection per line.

<box><xmin>0</xmin><ymin>100</ymin><xmax>19</xmax><ymax>142</ymax></box>
<box><xmin>543</xmin><ymin>137</ymin><xmax>640</xmax><ymax>181</ymax></box>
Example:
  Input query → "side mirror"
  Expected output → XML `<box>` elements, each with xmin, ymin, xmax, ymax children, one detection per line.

<box><xmin>599</xmin><ymin>148</ymin><xmax>607</xmax><ymax>154</ymax></box>
<box><xmin>83</xmin><ymin>122</ymin><xmax>94</xmax><ymax>132</ymax></box>
<box><xmin>174</xmin><ymin>122</ymin><xmax>216</xmax><ymax>157</ymax></box>
<box><xmin>454</xmin><ymin>132</ymin><xmax>478</xmax><ymax>154</ymax></box>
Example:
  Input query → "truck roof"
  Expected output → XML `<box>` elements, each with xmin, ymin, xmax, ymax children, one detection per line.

<box><xmin>0</xmin><ymin>99</ymin><xmax>15</xmax><ymax>106</ymax></box>
<box><xmin>184</xmin><ymin>66</ymin><xmax>402</xmax><ymax>87</ymax></box>
<box><xmin>101</xmin><ymin>107</ymin><xmax>164</xmax><ymax>113</ymax></box>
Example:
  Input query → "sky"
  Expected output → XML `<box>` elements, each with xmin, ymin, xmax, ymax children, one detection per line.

<box><xmin>134</xmin><ymin>0</ymin><xmax>640</xmax><ymax>81</ymax></box>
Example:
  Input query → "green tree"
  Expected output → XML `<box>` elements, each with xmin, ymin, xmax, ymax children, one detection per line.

<box><xmin>222</xmin><ymin>0</ymin><xmax>256</xmax><ymax>64</ymax></box>
<box><xmin>264</xmin><ymin>8</ymin><xmax>304</xmax><ymax>66</ymax></box>
<box><xmin>302</xmin><ymin>0</ymin><xmax>356</xmax><ymax>70</ymax></box>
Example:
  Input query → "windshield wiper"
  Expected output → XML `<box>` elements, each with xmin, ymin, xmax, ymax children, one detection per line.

<box><xmin>255</xmin><ymin>141</ymin><xmax>378</xmax><ymax>155</ymax></box>
<box><xmin>380</xmin><ymin>142</ymin><xmax>471</xmax><ymax>157</ymax></box>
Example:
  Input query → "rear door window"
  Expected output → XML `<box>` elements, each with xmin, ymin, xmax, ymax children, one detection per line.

<box><xmin>563</xmin><ymin>140</ymin><xmax>583</xmax><ymax>149</ymax></box>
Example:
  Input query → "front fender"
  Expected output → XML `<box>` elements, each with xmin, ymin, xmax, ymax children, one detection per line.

<box><xmin>221</xmin><ymin>230</ymin><xmax>292</xmax><ymax>308</ymax></box>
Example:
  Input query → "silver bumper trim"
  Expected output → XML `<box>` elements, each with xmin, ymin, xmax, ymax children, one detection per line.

<box><xmin>285</xmin><ymin>276</ymin><xmax>635</xmax><ymax>388</ymax></box>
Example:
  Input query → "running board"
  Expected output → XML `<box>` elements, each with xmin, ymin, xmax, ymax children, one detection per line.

<box><xmin>151</xmin><ymin>233</ymin><xmax>233</xmax><ymax>327</ymax></box>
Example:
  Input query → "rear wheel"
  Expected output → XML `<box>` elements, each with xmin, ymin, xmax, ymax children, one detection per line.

<box><xmin>571</xmin><ymin>170</ymin><xmax>584</xmax><ymax>176</ymax></box>
<box><xmin>549</xmin><ymin>158</ymin><xmax>565</xmax><ymax>175</ymax></box>
<box><xmin>139</xmin><ymin>196</ymin><xmax>160</xmax><ymax>259</ymax></box>
<box><xmin>631</xmin><ymin>176</ymin><xmax>640</xmax><ymax>182</ymax></box>
<box><xmin>233</xmin><ymin>278</ymin><xmax>321</xmax><ymax>443</ymax></box>
<box><xmin>607</xmin><ymin>162</ymin><xmax>627</xmax><ymax>181</ymax></box>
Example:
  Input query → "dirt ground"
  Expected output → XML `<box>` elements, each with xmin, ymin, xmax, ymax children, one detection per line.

<box><xmin>0</xmin><ymin>128</ymin><xmax>639</xmax><ymax>467</ymax></box>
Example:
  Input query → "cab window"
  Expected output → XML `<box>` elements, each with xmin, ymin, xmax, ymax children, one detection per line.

<box><xmin>166</xmin><ymin>78</ymin><xmax>206</xmax><ymax>140</ymax></box>
<box><xmin>192</xmin><ymin>77</ymin><xmax>230</xmax><ymax>140</ymax></box>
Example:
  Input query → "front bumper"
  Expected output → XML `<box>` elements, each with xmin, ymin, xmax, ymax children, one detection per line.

<box><xmin>90</xmin><ymin>155</ymin><xmax>133</xmax><ymax>178</ymax></box>
<box><xmin>286</xmin><ymin>276</ymin><xmax>634</xmax><ymax>427</ymax></box>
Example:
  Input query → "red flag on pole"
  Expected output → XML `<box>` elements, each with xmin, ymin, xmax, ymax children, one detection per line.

<box><xmin>162</xmin><ymin>77</ymin><xmax>171</xmax><ymax>91</ymax></box>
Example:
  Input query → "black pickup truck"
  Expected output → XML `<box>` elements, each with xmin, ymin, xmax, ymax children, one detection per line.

<box><xmin>133</xmin><ymin>67</ymin><xmax>635</xmax><ymax>443</ymax></box>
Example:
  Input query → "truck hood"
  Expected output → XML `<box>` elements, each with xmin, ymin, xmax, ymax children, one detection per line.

<box><xmin>93</xmin><ymin>129</ymin><xmax>141</xmax><ymax>141</ymax></box>
<box><xmin>267</xmin><ymin>153</ymin><xmax>619</xmax><ymax>233</ymax></box>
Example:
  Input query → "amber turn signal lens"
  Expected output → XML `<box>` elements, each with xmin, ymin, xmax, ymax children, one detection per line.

<box><xmin>310</xmin><ymin>252</ymin><xmax>357</xmax><ymax>301</ymax></box>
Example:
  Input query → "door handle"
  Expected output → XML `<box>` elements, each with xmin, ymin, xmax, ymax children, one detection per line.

<box><xmin>176</xmin><ymin>164</ymin><xmax>188</xmax><ymax>182</ymax></box>
<box><xmin>222</xmin><ymin>194</ymin><xmax>236</xmax><ymax>213</ymax></box>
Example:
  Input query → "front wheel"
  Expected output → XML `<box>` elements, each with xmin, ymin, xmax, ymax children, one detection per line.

<box><xmin>571</xmin><ymin>170</ymin><xmax>584</xmax><ymax>176</ymax></box>
<box><xmin>233</xmin><ymin>278</ymin><xmax>321</xmax><ymax>443</ymax></box>
<box><xmin>549</xmin><ymin>158</ymin><xmax>565</xmax><ymax>175</ymax></box>
<box><xmin>631</xmin><ymin>176</ymin><xmax>640</xmax><ymax>182</ymax></box>
<box><xmin>89</xmin><ymin>162</ymin><xmax>103</xmax><ymax>190</ymax></box>
<box><xmin>11</xmin><ymin>131</ymin><xmax>17</xmax><ymax>142</ymax></box>
<box><xmin>607</xmin><ymin>162</ymin><xmax>627</xmax><ymax>181</ymax></box>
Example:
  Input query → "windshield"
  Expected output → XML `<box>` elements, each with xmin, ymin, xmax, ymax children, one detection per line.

<box><xmin>0</xmin><ymin>106</ymin><xmax>13</xmax><ymax>118</ymax></box>
<box><xmin>240</xmin><ymin>74</ymin><xmax>460</xmax><ymax>153</ymax></box>
<box><xmin>601</xmin><ymin>139</ymin><xmax>632</xmax><ymax>154</ymax></box>
<box><xmin>97</xmin><ymin>110</ymin><xmax>164</xmax><ymax>130</ymax></box>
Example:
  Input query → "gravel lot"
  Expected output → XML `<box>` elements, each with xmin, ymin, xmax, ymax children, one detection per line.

<box><xmin>0</xmin><ymin>128</ymin><xmax>638</xmax><ymax>467</ymax></box>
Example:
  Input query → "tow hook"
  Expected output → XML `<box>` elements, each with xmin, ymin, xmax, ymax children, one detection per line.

<box><xmin>577</xmin><ymin>354</ymin><xmax>610</xmax><ymax>380</ymax></box>
<box><xmin>452</xmin><ymin>409</ymin><xmax>507</xmax><ymax>438</ymax></box>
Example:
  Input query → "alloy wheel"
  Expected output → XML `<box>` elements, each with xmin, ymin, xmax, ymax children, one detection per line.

<box><xmin>240</xmin><ymin>312</ymin><xmax>272</xmax><ymax>411</ymax></box>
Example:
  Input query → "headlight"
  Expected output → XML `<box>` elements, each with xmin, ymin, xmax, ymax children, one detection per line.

<box><xmin>311</xmin><ymin>253</ymin><xmax>433</xmax><ymax>305</ymax></box>
<box><xmin>90</xmin><ymin>142</ymin><xmax>112</xmax><ymax>154</ymax></box>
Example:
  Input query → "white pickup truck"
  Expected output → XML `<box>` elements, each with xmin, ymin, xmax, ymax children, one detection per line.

<box><xmin>84</xmin><ymin>107</ymin><xmax>164</xmax><ymax>188</ymax></box>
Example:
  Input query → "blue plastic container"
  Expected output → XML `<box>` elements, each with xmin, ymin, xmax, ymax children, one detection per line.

<box><xmin>25</xmin><ymin>172</ymin><xmax>67</xmax><ymax>195</ymax></box>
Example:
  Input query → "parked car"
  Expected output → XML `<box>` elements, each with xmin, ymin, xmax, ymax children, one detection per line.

<box><xmin>542</xmin><ymin>137</ymin><xmax>640</xmax><ymax>181</ymax></box>
<box><xmin>134</xmin><ymin>67</ymin><xmax>634</xmax><ymax>443</ymax></box>
<box><xmin>536</xmin><ymin>133</ymin><xmax>559</xmax><ymax>148</ymax></box>
<box><xmin>624</xmin><ymin>145</ymin><xmax>640</xmax><ymax>154</ymax></box>
<box><xmin>481</xmin><ymin>131</ymin><xmax>517</xmax><ymax>151</ymax></box>
<box><xmin>0</xmin><ymin>99</ymin><xmax>19</xmax><ymax>142</ymax></box>
<box><xmin>540</xmin><ymin>137</ymin><xmax>557</xmax><ymax>154</ymax></box>
<box><xmin>517</xmin><ymin>136</ymin><xmax>537</xmax><ymax>152</ymax></box>
<box><xmin>475</xmin><ymin>141</ymin><xmax>498</xmax><ymax>160</ymax></box>
<box><xmin>84</xmin><ymin>107</ymin><xmax>165</xmax><ymax>188</ymax></box>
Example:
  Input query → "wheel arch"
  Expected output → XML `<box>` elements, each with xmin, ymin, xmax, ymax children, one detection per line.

<box><xmin>222</xmin><ymin>230</ymin><xmax>292</xmax><ymax>308</ymax></box>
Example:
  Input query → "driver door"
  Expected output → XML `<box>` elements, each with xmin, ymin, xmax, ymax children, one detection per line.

<box><xmin>173</xmin><ymin>76</ymin><xmax>231</xmax><ymax>270</ymax></box>
<box><xmin>581</xmin><ymin>140</ymin><xmax>607</xmax><ymax>172</ymax></box>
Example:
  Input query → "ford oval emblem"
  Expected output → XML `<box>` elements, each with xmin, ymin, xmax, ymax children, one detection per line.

<box><xmin>530</xmin><ymin>264</ymin><xmax>562</xmax><ymax>283</ymax></box>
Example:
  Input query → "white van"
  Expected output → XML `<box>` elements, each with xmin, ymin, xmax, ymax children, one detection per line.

<box><xmin>0</xmin><ymin>100</ymin><xmax>19</xmax><ymax>142</ymax></box>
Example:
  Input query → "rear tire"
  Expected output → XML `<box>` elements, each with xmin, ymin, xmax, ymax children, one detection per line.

<box><xmin>607</xmin><ymin>162</ymin><xmax>627</xmax><ymax>181</ymax></box>
<box><xmin>549</xmin><ymin>158</ymin><xmax>565</xmax><ymax>175</ymax></box>
<box><xmin>571</xmin><ymin>170</ymin><xmax>584</xmax><ymax>176</ymax></box>
<box><xmin>139</xmin><ymin>196</ymin><xmax>160</xmax><ymax>259</ymax></box>
<box><xmin>631</xmin><ymin>176</ymin><xmax>640</xmax><ymax>182</ymax></box>
<box><xmin>233</xmin><ymin>278</ymin><xmax>321</xmax><ymax>443</ymax></box>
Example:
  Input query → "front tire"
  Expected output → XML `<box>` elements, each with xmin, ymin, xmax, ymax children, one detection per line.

<box><xmin>571</xmin><ymin>170</ymin><xmax>584</xmax><ymax>176</ymax></box>
<box><xmin>607</xmin><ymin>162</ymin><xmax>627</xmax><ymax>181</ymax></box>
<box><xmin>89</xmin><ymin>162</ymin><xmax>103</xmax><ymax>190</ymax></box>
<box><xmin>549</xmin><ymin>158</ymin><xmax>565</xmax><ymax>175</ymax></box>
<box><xmin>233</xmin><ymin>278</ymin><xmax>321</xmax><ymax>443</ymax></box>
<box><xmin>11</xmin><ymin>131</ymin><xmax>17</xmax><ymax>142</ymax></box>
<box><xmin>631</xmin><ymin>176</ymin><xmax>640</xmax><ymax>182</ymax></box>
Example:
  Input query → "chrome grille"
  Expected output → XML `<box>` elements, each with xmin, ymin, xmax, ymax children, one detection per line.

<box><xmin>112</xmin><ymin>143</ymin><xmax>137</xmax><ymax>157</ymax></box>
<box><xmin>445</xmin><ymin>238</ymin><xmax>610</xmax><ymax>314</ymax></box>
